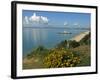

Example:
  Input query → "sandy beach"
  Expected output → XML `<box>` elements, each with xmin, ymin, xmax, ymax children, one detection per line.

<box><xmin>71</xmin><ymin>31</ymin><xmax>90</xmax><ymax>42</ymax></box>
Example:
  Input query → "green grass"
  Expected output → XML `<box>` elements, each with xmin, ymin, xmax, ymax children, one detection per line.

<box><xmin>23</xmin><ymin>47</ymin><xmax>49</xmax><ymax>69</ymax></box>
<box><xmin>71</xmin><ymin>45</ymin><xmax>91</xmax><ymax>66</ymax></box>
<box><xmin>23</xmin><ymin>58</ymin><xmax>45</xmax><ymax>69</ymax></box>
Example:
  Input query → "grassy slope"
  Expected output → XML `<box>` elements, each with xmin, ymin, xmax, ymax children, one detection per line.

<box><xmin>23</xmin><ymin>50</ymin><xmax>48</xmax><ymax>69</ymax></box>
<box><xmin>23</xmin><ymin>45</ymin><xmax>90</xmax><ymax>69</ymax></box>
<box><xmin>23</xmin><ymin>55</ymin><xmax>44</xmax><ymax>69</ymax></box>
<box><xmin>71</xmin><ymin>45</ymin><xmax>90</xmax><ymax>66</ymax></box>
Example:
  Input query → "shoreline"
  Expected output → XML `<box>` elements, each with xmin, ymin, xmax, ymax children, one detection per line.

<box><xmin>71</xmin><ymin>31</ymin><xmax>90</xmax><ymax>42</ymax></box>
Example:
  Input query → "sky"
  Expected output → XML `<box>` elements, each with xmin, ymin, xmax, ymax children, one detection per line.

<box><xmin>22</xmin><ymin>10</ymin><xmax>91</xmax><ymax>28</ymax></box>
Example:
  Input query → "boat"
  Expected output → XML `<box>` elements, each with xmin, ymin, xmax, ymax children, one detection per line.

<box><xmin>58</xmin><ymin>31</ymin><xmax>72</xmax><ymax>34</ymax></box>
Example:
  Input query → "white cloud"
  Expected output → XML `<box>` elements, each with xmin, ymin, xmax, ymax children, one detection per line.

<box><xmin>24</xmin><ymin>16</ymin><xmax>29</xmax><ymax>24</ymax></box>
<box><xmin>40</xmin><ymin>16</ymin><xmax>48</xmax><ymax>24</ymax></box>
<box><xmin>23</xmin><ymin>13</ymin><xmax>49</xmax><ymax>26</ymax></box>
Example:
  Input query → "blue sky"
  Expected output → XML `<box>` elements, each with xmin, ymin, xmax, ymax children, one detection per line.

<box><xmin>23</xmin><ymin>10</ymin><xmax>91</xmax><ymax>28</ymax></box>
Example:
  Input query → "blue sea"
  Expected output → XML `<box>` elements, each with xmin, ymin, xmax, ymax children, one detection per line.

<box><xmin>23</xmin><ymin>27</ymin><xmax>88</xmax><ymax>56</ymax></box>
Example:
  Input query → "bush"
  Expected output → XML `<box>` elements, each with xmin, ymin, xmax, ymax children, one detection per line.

<box><xmin>69</xmin><ymin>40</ymin><xmax>80</xmax><ymax>48</ymax></box>
<box><xmin>43</xmin><ymin>49</ymin><xmax>81</xmax><ymax>68</ymax></box>
<box><xmin>79</xmin><ymin>32</ymin><xmax>90</xmax><ymax>45</ymax></box>
<box><xmin>35</xmin><ymin>46</ymin><xmax>46</xmax><ymax>51</ymax></box>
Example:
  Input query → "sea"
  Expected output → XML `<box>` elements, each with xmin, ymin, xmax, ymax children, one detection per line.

<box><xmin>23</xmin><ymin>27</ymin><xmax>89</xmax><ymax>56</ymax></box>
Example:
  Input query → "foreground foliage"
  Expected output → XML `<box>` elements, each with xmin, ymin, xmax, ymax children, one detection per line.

<box><xmin>43</xmin><ymin>49</ymin><xmax>81</xmax><ymax>68</ymax></box>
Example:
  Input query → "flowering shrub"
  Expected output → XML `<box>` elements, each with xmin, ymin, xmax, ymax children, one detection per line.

<box><xmin>43</xmin><ymin>49</ymin><xmax>81</xmax><ymax>68</ymax></box>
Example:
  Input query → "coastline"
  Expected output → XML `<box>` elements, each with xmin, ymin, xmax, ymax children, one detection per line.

<box><xmin>71</xmin><ymin>31</ymin><xmax>90</xmax><ymax>42</ymax></box>
<box><xmin>23</xmin><ymin>30</ymin><xmax>90</xmax><ymax>69</ymax></box>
